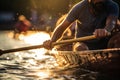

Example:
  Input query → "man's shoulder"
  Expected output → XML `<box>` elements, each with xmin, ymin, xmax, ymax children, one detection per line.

<box><xmin>106</xmin><ymin>0</ymin><xmax>119</xmax><ymax>15</ymax></box>
<box><xmin>68</xmin><ymin>0</ymin><xmax>88</xmax><ymax>16</ymax></box>
<box><xmin>75</xmin><ymin>0</ymin><xmax>88</xmax><ymax>7</ymax></box>
<box><xmin>107</xmin><ymin>0</ymin><xmax>119</xmax><ymax>8</ymax></box>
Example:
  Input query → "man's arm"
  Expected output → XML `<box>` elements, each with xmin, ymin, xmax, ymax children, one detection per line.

<box><xmin>94</xmin><ymin>15</ymin><xmax>118</xmax><ymax>38</ymax></box>
<box><xmin>43</xmin><ymin>19</ymin><xmax>72</xmax><ymax>50</ymax></box>
<box><xmin>94</xmin><ymin>1</ymin><xmax>119</xmax><ymax>38</ymax></box>
<box><xmin>105</xmin><ymin>1</ymin><xmax>119</xmax><ymax>32</ymax></box>
<box><xmin>105</xmin><ymin>15</ymin><xmax>118</xmax><ymax>32</ymax></box>
<box><xmin>51</xmin><ymin>20</ymin><xmax>72</xmax><ymax>42</ymax></box>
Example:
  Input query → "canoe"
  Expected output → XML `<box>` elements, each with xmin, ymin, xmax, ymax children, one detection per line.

<box><xmin>50</xmin><ymin>48</ymin><xmax>120</xmax><ymax>73</ymax></box>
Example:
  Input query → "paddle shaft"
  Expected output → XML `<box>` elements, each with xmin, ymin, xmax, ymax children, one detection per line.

<box><xmin>0</xmin><ymin>35</ymin><xmax>96</xmax><ymax>55</ymax></box>
<box><xmin>53</xmin><ymin>35</ymin><xmax>96</xmax><ymax>45</ymax></box>
<box><xmin>0</xmin><ymin>45</ymin><xmax>44</xmax><ymax>54</ymax></box>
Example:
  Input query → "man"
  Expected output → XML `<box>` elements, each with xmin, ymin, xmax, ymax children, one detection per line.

<box><xmin>43</xmin><ymin>0</ymin><xmax>119</xmax><ymax>51</ymax></box>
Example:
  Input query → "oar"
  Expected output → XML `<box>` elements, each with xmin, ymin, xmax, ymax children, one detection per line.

<box><xmin>53</xmin><ymin>35</ymin><xmax>96</xmax><ymax>45</ymax></box>
<box><xmin>0</xmin><ymin>35</ymin><xmax>96</xmax><ymax>55</ymax></box>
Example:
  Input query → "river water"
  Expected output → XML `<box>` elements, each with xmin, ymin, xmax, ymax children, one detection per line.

<box><xmin>0</xmin><ymin>31</ymin><xmax>107</xmax><ymax>80</ymax></box>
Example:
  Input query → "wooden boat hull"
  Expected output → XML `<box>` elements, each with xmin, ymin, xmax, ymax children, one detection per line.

<box><xmin>50</xmin><ymin>49</ymin><xmax>120</xmax><ymax>72</ymax></box>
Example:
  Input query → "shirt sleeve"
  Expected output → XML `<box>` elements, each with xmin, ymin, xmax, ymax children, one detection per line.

<box><xmin>66</xmin><ymin>0</ymin><xmax>85</xmax><ymax>22</ymax></box>
<box><xmin>108</xmin><ymin>1</ymin><xmax>119</xmax><ymax>17</ymax></box>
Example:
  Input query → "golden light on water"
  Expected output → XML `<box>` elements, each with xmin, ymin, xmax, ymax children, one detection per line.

<box><xmin>8</xmin><ymin>31</ymin><xmax>53</xmax><ymax>63</ymax></box>
<box><xmin>8</xmin><ymin>31</ymin><xmax>51</xmax><ymax>45</ymax></box>
<box><xmin>36</xmin><ymin>71</ymin><xmax>51</xmax><ymax>79</ymax></box>
<box><xmin>23</xmin><ymin>32</ymin><xmax>50</xmax><ymax>45</ymax></box>
<box><xmin>18</xmin><ymin>34</ymin><xmax>25</xmax><ymax>40</ymax></box>
<box><xmin>7</xmin><ymin>31</ymin><xmax>60</xmax><ymax>79</ymax></box>
<box><xmin>26</xmin><ymin>70</ymin><xmax>52</xmax><ymax>79</ymax></box>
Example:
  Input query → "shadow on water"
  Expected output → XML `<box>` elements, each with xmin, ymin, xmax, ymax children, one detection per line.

<box><xmin>0</xmin><ymin>31</ymin><xmax>119</xmax><ymax>80</ymax></box>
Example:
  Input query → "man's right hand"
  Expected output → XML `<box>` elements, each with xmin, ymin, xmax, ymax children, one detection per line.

<box><xmin>43</xmin><ymin>40</ymin><xmax>53</xmax><ymax>50</ymax></box>
<box><xmin>93</xmin><ymin>29</ymin><xmax>110</xmax><ymax>38</ymax></box>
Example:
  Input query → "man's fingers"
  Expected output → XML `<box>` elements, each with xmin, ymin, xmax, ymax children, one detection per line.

<box><xmin>93</xmin><ymin>29</ymin><xmax>111</xmax><ymax>38</ymax></box>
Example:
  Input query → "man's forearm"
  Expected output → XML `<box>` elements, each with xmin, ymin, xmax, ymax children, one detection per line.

<box><xmin>51</xmin><ymin>20</ymin><xmax>71</xmax><ymax>42</ymax></box>
<box><xmin>51</xmin><ymin>26</ymin><xmax>65</xmax><ymax>42</ymax></box>
<box><xmin>105</xmin><ymin>15</ymin><xmax>118</xmax><ymax>32</ymax></box>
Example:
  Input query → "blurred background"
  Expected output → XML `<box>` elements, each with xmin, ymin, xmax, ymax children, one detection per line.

<box><xmin>0</xmin><ymin>0</ymin><xmax>119</xmax><ymax>79</ymax></box>
<box><xmin>0</xmin><ymin>0</ymin><xmax>119</xmax><ymax>31</ymax></box>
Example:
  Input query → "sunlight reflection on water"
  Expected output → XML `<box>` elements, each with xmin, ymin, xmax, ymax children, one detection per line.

<box><xmin>0</xmin><ymin>31</ymin><xmax>98</xmax><ymax>80</ymax></box>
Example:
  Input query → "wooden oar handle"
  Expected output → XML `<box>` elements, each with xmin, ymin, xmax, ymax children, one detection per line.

<box><xmin>53</xmin><ymin>35</ymin><xmax>96</xmax><ymax>46</ymax></box>
<box><xmin>0</xmin><ymin>35</ymin><xmax>96</xmax><ymax>55</ymax></box>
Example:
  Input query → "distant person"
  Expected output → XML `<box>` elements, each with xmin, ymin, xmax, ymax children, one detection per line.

<box><xmin>13</xmin><ymin>15</ymin><xmax>32</xmax><ymax>39</ymax></box>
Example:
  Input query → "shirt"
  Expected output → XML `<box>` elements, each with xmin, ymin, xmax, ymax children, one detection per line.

<box><xmin>66</xmin><ymin>0</ymin><xmax>119</xmax><ymax>38</ymax></box>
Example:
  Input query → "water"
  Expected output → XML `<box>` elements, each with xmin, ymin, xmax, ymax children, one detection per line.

<box><xmin>0</xmin><ymin>31</ymin><xmax>99</xmax><ymax>80</ymax></box>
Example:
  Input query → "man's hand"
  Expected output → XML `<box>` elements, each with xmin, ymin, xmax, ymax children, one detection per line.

<box><xmin>93</xmin><ymin>29</ymin><xmax>111</xmax><ymax>38</ymax></box>
<box><xmin>43</xmin><ymin>40</ymin><xmax>53</xmax><ymax>50</ymax></box>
